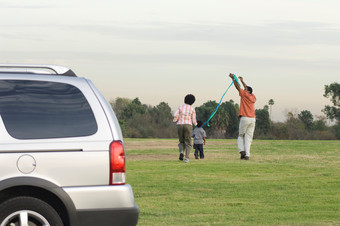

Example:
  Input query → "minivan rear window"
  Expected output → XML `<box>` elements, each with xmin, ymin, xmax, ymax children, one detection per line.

<box><xmin>0</xmin><ymin>80</ymin><xmax>98</xmax><ymax>139</ymax></box>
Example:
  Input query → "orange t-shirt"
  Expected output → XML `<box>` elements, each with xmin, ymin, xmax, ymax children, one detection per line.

<box><xmin>239</xmin><ymin>89</ymin><xmax>256</xmax><ymax>118</ymax></box>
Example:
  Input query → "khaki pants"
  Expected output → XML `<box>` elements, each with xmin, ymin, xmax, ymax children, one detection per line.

<box><xmin>177</xmin><ymin>124</ymin><xmax>192</xmax><ymax>159</ymax></box>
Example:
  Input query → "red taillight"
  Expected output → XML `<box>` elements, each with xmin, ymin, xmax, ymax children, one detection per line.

<box><xmin>109</xmin><ymin>141</ymin><xmax>126</xmax><ymax>185</ymax></box>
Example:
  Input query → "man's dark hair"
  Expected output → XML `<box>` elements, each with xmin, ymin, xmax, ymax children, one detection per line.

<box><xmin>197</xmin><ymin>120</ymin><xmax>203</xmax><ymax>127</ymax></box>
<box><xmin>184</xmin><ymin>94</ymin><xmax>195</xmax><ymax>105</ymax></box>
<box><xmin>247</xmin><ymin>86</ymin><xmax>253</xmax><ymax>94</ymax></box>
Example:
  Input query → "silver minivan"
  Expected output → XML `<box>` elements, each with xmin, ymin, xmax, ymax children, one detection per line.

<box><xmin>0</xmin><ymin>64</ymin><xmax>139</xmax><ymax>226</ymax></box>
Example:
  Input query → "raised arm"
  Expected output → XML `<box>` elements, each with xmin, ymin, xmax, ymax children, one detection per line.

<box><xmin>229</xmin><ymin>73</ymin><xmax>240</xmax><ymax>91</ymax></box>
<box><xmin>239</xmin><ymin>76</ymin><xmax>247</xmax><ymax>88</ymax></box>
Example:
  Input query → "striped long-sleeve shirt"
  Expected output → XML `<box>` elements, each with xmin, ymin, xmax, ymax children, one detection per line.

<box><xmin>173</xmin><ymin>104</ymin><xmax>197</xmax><ymax>126</ymax></box>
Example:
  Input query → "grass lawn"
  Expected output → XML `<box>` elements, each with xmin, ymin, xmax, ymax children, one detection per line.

<box><xmin>125</xmin><ymin>139</ymin><xmax>340</xmax><ymax>225</ymax></box>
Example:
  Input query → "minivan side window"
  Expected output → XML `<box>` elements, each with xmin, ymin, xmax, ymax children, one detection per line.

<box><xmin>0</xmin><ymin>80</ymin><xmax>98</xmax><ymax>139</ymax></box>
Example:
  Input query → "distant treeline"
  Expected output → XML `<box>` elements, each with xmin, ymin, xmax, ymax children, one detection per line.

<box><xmin>110</xmin><ymin>82</ymin><xmax>340</xmax><ymax>140</ymax></box>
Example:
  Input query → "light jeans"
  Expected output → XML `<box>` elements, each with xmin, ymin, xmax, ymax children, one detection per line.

<box><xmin>237</xmin><ymin>117</ymin><xmax>256</xmax><ymax>157</ymax></box>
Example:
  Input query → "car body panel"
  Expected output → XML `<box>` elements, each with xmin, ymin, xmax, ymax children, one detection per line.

<box><xmin>0</xmin><ymin>67</ymin><xmax>138</xmax><ymax>225</ymax></box>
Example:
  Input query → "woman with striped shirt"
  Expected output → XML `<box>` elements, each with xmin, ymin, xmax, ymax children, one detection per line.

<box><xmin>173</xmin><ymin>94</ymin><xmax>197</xmax><ymax>163</ymax></box>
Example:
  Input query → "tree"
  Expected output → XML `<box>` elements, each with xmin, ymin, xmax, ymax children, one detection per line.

<box><xmin>220</xmin><ymin>101</ymin><xmax>239</xmax><ymax>138</ymax></box>
<box><xmin>285</xmin><ymin>111</ymin><xmax>306</xmax><ymax>139</ymax></box>
<box><xmin>322</xmin><ymin>82</ymin><xmax>340</xmax><ymax>122</ymax></box>
<box><xmin>255</xmin><ymin>106</ymin><xmax>271</xmax><ymax>137</ymax></box>
<box><xmin>195</xmin><ymin>101</ymin><xmax>224</xmax><ymax>138</ymax></box>
<box><xmin>121</xmin><ymin>98</ymin><xmax>147</xmax><ymax>120</ymax></box>
<box><xmin>195</xmin><ymin>101</ymin><xmax>218</xmax><ymax>126</ymax></box>
<box><xmin>298</xmin><ymin>110</ymin><xmax>314</xmax><ymax>131</ymax></box>
<box><xmin>149</xmin><ymin>102</ymin><xmax>177</xmax><ymax>137</ymax></box>
<box><xmin>323</xmin><ymin>83</ymin><xmax>340</xmax><ymax>139</ymax></box>
<box><xmin>110</xmin><ymin>97</ymin><xmax>150</xmax><ymax>137</ymax></box>
<box><xmin>268</xmin><ymin>99</ymin><xmax>274</xmax><ymax>121</ymax></box>
<box><xmin>195</xmin><ymin>100</ymin><xmax>237</xmax><ymax>138</ymax></box>
<box><xmin>312</xmin><ymin>115</ymin><xmax>328</xmax><ymax>131</ymax></box>
<box><xmin>151</xmin><ymin>102</ymin><xmax>173</xmax><ymax>125</ymax></box>
<box><xmin>109</xmin><ymin>96</ymin><xmax>338</xmax><ymax>140</ymax></box>
<box><xmin>110</xmin><ymin>97</ymin><xmax>131</xmax><ymax>119</ymax></box>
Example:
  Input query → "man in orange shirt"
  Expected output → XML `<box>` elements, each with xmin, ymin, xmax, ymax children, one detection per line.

<box><xmin>229</xmin><ymin>73</ymin><xmax>256</xmax><ymax>160</ymax></box>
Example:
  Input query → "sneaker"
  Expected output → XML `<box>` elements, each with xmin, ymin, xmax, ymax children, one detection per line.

<box><xmin>179</xmin><ymin>153</ymin><xmax>184</xmax><ymax>161</ymax></box>
<box><xmin>244</xmin><ymin>156</ymin><xmax>249</xmax><ymax>160</ymax></box>
<box><xmin>184</xmin><ymin>158</ymin><xmax>189</xmax><ymax>163</ymax></box>
<box><xmin>194</xmin><ymin>153</ymin><xmax>198</xmax><ymax>159</ymax></box>
<box><xmin>240</xmin><ymin>151</ymin><xmax>246</xmax><ymax>159</ymax></box>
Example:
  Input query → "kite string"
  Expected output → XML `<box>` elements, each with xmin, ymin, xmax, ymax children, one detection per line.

<box><xmin>202</xmin><ymin>74</ymin><xmax>241</xmax><ymax>127</ymax></box>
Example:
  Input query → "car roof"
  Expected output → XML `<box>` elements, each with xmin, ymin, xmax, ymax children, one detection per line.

<box><xmin>0</xmin><ymin>64</ymin><xmax>77</xmax><ymax>77</ymax></box>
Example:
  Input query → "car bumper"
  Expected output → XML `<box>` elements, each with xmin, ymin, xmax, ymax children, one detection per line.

<box><xmin>63</xmin><ymin>184</ymin><xmax>139</xmax><ymax>225</ymax></box>
<box><xmin>76</xmin><ymin>206</ymin><xmax>139</xmax><ymax>226</ymax></box>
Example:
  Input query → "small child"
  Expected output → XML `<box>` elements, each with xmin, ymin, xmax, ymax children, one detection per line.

<box><xmin>192</xmin><ymin>120</ymin><xmax>207</xmax><ymax>159</ymax></box>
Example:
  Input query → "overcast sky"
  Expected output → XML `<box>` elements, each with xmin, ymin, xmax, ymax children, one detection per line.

<box><xmin>1</xmin><ymin>0</ymin><xmax>339</xmax><ymax>122</ymax></box>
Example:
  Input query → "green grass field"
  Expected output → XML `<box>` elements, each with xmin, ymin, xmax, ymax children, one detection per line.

<box><xmin>125</xmin><ymin>139</ymin><xmax>340</xmax><ymax>225</ymax></box>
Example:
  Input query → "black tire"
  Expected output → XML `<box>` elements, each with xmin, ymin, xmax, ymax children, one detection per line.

<box><xmin>0</xmin><ymin>196</ymin><xmax>63</xmax><ymax>226</ymax></box>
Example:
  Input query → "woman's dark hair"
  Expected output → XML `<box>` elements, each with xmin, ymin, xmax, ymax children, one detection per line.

<box><xmin>247</xmin><ymin>86</ymin><xmax>253</xmax><ymax>94</ymax></box>
<box><xmin>197</xmin><ymin>120</ymin><xmax>203</xmax><ymax>127</ymax></box>
<box><xmin>184</xmin><ymin>94</ymin><xmax>195</xmax><ymax>105</ymax></box>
